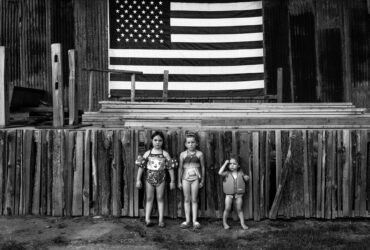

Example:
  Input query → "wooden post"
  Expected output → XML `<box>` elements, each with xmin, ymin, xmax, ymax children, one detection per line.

<box><xmin>68</xmin><ymin>50</ymin><xmax>77</xmax><ymax>125</ymax></box>
<box><xmin>51</xmin><ymin>44</ymin><xmax>64</xmax><ymax>127</ymax></box>
<box><xmin>163</xmin><ymin>70</ymin><xmax>169</xmax><ymax>102</ymax></box>
<box><xmin>131</xmin><ymin>74</ymin><xmax>136</xmax><ymax>102</ymax></box>
<box><xmin>88</xmin><ymin>70</ymin><xmax>93</xmax><ymax>112</ymax></box>
<box><xmin>287</xmin><ymin>15</ymin><xmax>295</xmax><ymax>103</ymax></box>
<box><xmin>342</xmin><ymin>1</ymin><xmax>352</xmax><ymax>102</ymax></box>
<box><xmin>277</xmin><ymin>68</ymin><xmax>283</xmax><ymax>103</ymax></box>
<box><xmin>0</xmin><ymin>46</ymin><xmax>9</xmax><ymax>127</ymax></box>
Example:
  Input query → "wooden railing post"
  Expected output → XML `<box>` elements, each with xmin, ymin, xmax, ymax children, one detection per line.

<box><xmin>277</xmin><ymin>68</ymin><xmax>283</xmax><ymax>103</ymax></box>
<box><xmin>88</xmin><ymin>70</ymin><xmax>94</xmax><ymax>112</ymax></box>
<box><xmin>0</xmin><ymin>46</ymin><xmax>9</xmax><ymax>127</ymax></box>
<box><xmin>51</xmin><ymin>43</ymin><xmax>64</xmax><ymax>127</ymax></box>
<box><xmin>162</xmin><ymin>70</ymin><xmax>169</xmax><ymax>102</ymax></box>
<box><xmin>68</xmin><ymin>50</ymin><xmax>77</xmax><ymax>125</ymax></box>
<box><xmin>131</xmin><ymin>73</ymin><xmax>136</xmax><ymax>102</ymax></box>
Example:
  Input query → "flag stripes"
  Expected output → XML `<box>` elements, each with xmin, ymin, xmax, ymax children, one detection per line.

<box><xmin>109</xmin><ymin>0</ymin><xmax>264</xmax><ymax>95</ymax></box>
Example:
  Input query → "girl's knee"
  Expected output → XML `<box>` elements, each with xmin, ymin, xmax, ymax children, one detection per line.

<box><xmin>146</xmin><ymin>194</ymin><xmax>154</xmax><ymax>202</ymax></box>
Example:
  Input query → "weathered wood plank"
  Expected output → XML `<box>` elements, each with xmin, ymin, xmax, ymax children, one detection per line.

<box><xmin>259</xmin><ymin>132</ymin><xmax>265</xmax><ymax>219</ymax></box>
<box><xmin>121</xmin><ymin>130</ymin><xmax>130</xmax><ymax>217</ymax></box>
<box><xmin>252</xmin><ymin>132</ymin><xmax>260</xmax><ymax>221</ymax></box>
<box><xmin>65</xmin><ymin>131</ymin><xmax>75</xmax><ymax>217</ymax></box>
<box><xmin>359</xmin><ymin>130</ymin><xmax>367</xmax><ymax>217</ymax></box>
<box><xmin>316</xmin><ymin>131</ymin><xmax>323</xmax><ymax>218</ymax></box>
<box><xmin>265</xmin><ymin>131</ymin><xmax>271</xmax><ymax>218</ymax></box>
<box><xmin>0</xmin><ymin>46</ymin><xmax>9</xmax><ymax>128</ymax></box>
<box><xmin>133</xmin><ymin>130</ymin><xmax>139</xmax><ymax>217</ymax></box>
<box><xmin>22</xmin><ymin>130</ymin><xmax>34</xmax><ymax>215</ymax></box>
<box><xmin>275</xmin><ymin>130</ymin><xmax>282</xmax><ymax>190</ymax></box>
<box><xmin>325</xmin><ymin>131</ymin><xmax>334</xmax><ymax>219</ymax></box>
<box><xmin>0</xmin><ymin>131</ymin><xmax>5</xmax><ymax>215</ymax></box>
<box><xmin>199</xmin><ymin>131</ymin><xmax>207</xmax><ymax>217</ymax></box>
<box><xmin>72</xmin><ymin>131</ymin><xmax>84</xmax><ymax>216</ymax></box>
<box><xmin>52</xmin><ymin>130</ymin><xmax>64</xmax><ymax>216</ymax></box>
<box><xmin>4</xmin><ymin>131</ymin><xmax>16</xmax><ymax>215</ymax></box>
<box><xmin>68</xmin><ymin>50</ymin><xmax>77</xmax><ymax>125</ymax></box>
<box><xmin>215</xmin><ymin>131</ymin><xmax>225</xmax><ymax>218</ymax></box>
<box><xmin>32</xmin><ymin>131</ymin><xmax>42</xmax><ymax>215</ymax></box>
<box><xmin>239</xmin><ymin>131</ymin><xmax>251</xmax><ymax>219</ymax></box>
<box><xmin>100</xmin><ymin>130</ymin><xmax>112</xmax><ymax>216</ymax></box>
<box><xmin>112</xmin><ymin>130</ymin><xmax>122</xmax><ymax>217</ymax></box>
<box><xmin>204</xmin><ymin>131</ymin><xmax>215</xmax><ymax>218</ymax></box>
<box><xmin>337</xmin><ymin>130</ymin><xmax>344</xmax><ymax>217</ymax></box>
<box><xmin>46</xmin><ymin>130</ymin><xmax>53</xmax><ymax>216</ymax></box>
<box><xmin>14</xmin><ymin>130</ymin><xmax>22</xmax><ymax>216</ymax></box>
<box><xmin>91</xmin><ymin>130</ymin><xmax>98</xmax><ymax>215</ymax></box>
<box><xmin>51</xmin><ymin>44</ymin><xmax>64</xmax><ymax>127</ymax></box>
<box><xmin>83</xmin><ymin>130</ymin><xmax>91</xmax><ymax>216</ymax></box>
<box><xmin>342</xmin><ymin>130</ymin><xmax>351</xmax><ymax>217</ymax></box>
<box><xmin>269</xmin><ymin>132</ymin><xmax>293</xmax><ymax>219</ymax></box>
<box><xmin>303</xmin><ymin>130</ymin><xmax>310</xmax><ymax>218</ymax></box>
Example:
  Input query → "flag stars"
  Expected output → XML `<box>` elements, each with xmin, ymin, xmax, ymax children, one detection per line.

<box><xmin>116</xmin><ymin>19</ymin><xmax>120</xmax><ymax>23</ymax></box>
<box><xmin>120</xmin><ymin>24</ymin><xmax>124</xmax><ymax>27</ymax></box>
<box><xmin>125</xmin><ymin>38</ymin><xmax>129</xmax><ymax>42</ymax></box>
<box><xmin>160</xmin><ymin>30</ymin><xmax>163</xmax><ymax>34</ymax></box>
<box><xmin>133</xmin><ymin>19</ymin><xmax>138</xmax><ymax>23</ymax></box>
<box><xmin>117</xmin><ymin>38</ymin><xmax>121</xmax><ymax>42</ymax></box>
<box><xmin>115</xmin><ymin>0</ymin><xmax>119</xmax><ymax>3</ymax></box>
<box><xmin>151</xmin><ymin>39</ymin><xmax>155</xmax><ymax>43</ymax></box>
<box><xmin>142</xmin><ymin>1</ymin><xmax>145</xmax><ymax>4</ymax></box>
<box><xmin>159</xmin><ymin>1</ymin><xmax>162</xmax><ymax>5</ymax></box>
<box><xmin>125</xmin><ymin>19</ymin><xmax>129</xmax><ymax>23</ymax></box>
<box><xmin>120</xmin><ymin>14</ymin><xmax>124</xmax><ymax>18</ymax></box>
<box><xmin>143</xmin><ymin>39</ymin><xmax>147</xmax><ymax>42</ymax></box>
<box><xmin>150</xmin><ymin>1</ymin><xmax>154</xmax><ymax>5</ymax></box>
<box><xmin>129</xmin><ymin>33</ymin><xmax>133</xmax><ymax>37</ymax></box>
<box><xmin>159</xmin><ymin>11</ymin><xmax>163</xmax><ymax>15</ymax></box>
<box><xmin>128</xmin><ymin>5</ymin><xmax>132</xmax><ymax>9</ymax></box>
<box><xmin>116</xmin><ymin>9</ymin><xmax>120</xmax><ymax>13</ymax></box>
<box><xmin>160</xmin><ymin>39</ymin><xmax>164</xmax><ymax>43</ymax></box>
<box><xmin>116</xmin><ymin>28</ymin><xmax>121</xmax><ymax>32</ymax></box>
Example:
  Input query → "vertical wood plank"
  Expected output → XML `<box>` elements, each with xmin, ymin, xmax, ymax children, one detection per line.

<box><xmin>121</xmin><ymin>130</ymin><xmax>130</xmax><ymax>216</ymax></box>
<box><xmin>275</xmin><ymin>130</ymin><xmax>282</xmax><ymax>189</ymax></box>
<box><xmin>252</xmin><ymin>132</ymin><xmax>260</xmax><ymax>221</ymax></box>
<box><xmin>0</xmin><ymin>131</ymin><xmax>5</xmax><ymax>215</ymax></box>
<box><xmin>22</xmin><ymin>130</ymin><xmax>34</xmax><ymax>215</ymax></box>
<box><xmin>215</xmin><ymin>131</ymin><xmax>225</xmax><ymax>218</ymax></box>
<box><xmin>112</xmin><ymin>130</ymin><xmax>122</xmax><ymax>217</ymax></box>
<box><xmin>265</xmin><ymin>131</ymin><xmax>271</xmax><ymax>218</ymax></box>
<box><xmin>303</xmin><ymin>130</ymin><xmax>310</xmax><ymax>218</ymax></box>
<box><xmin>65</xmin><ymin>131</ymin><xmax>75</xmax><ymax>217</ymax></box>
<box><xmin>343</xmin><ymin>129</ymin><xmax>351</xmax><ymax>217</ymax></box>
<box><xmin>176</xmin><ymin>130</ymin><xmax>185</xmax><ymax>218</ymax></box>
<box><xmin>68</xmin><ymin>50</ymin><xmax>77</xmax><ymax>125</ymax></box>
<box><xmin>14</xmin><ymin>130</ymin><xmax>22</xmax><ymax>216</ymax></box>
<box><xmin>100</xmin><ymin>130</ymin><xmax>112</xmax><ymax>216</ymax></box>
<box><xmin>360</xmin><ymin>131</ymin><xmax>368</xmax><ymax>216</ymax></box>
<box><xmin>46</xmin><ymin>130</ymin><xmax>53</xmax><ymax>216</ymax></box>
<box><xmin>308</xmin><ymin>130</ymin><xmax>316</xmax><ymax>218</ymax></box>
<box><xmin>321</xmin><ymin>131</ymin><xmax>326</xmax><ymax>218</ymax></box>
<box><xmin>72</xmin><ymin>131</ymin><xmax>84</xmax><ymax>216</ymax></box>
<box><xmin>316</xmin><ymin>131</ymin><xmax>323</xmax><ymax>218</ymax></box>
<box><xmin>91</xmin><ymin>130</ymin><xmax>98</xmax><ymax>215</ymax></box>
<box><xmin>32</xmin><ymin>131</ymin><xmax>42</xmax><ymax>215</ymax></box>
<box><xmin>52</xmin><ymin>130</ymin><xmax>64</xmax><ymax>216</ymax></box>
<box><xmin>354</xmin><ymin>131</ymin><xmax>361</xmax><ymax>217</ymax></box>
<box><xmin>239</xmin><ymin>132</ymin><xmax>251</xmax><ymax>219</ymax></box>
<box><xmin>133</xmin><ymin>130</ymin><xmax>139</xmax><ymax>217</ymax></box>
<box><xmin>259</xmin><ymin>131</ymin><xmax>265</xmax><ymax>219</ymax></box>
<box><xmin>5</xmin><ymin>130</ymin><xmax>16</xmax><ymax>215</ymax></box>
<box><xmin>83</xmin><ymin>130</ymin><xmax>91</xmax><ymax>216</ymax></box>
<box><xmin>325</xmin><ymin>131</ymin><xmax>334</xmax><ymax>219</ymax></box>
<box><xmin>205</xmin><ymin>131</ymin><xmax>215</xmax><ymax>218</ymax></box>
<box><xmin>277</xmin><ymin>67</ymin><xmax>283</xmax><ymax>103</ymax></box>
<box><xmin>0</xmin><ymin>47</ymin><xmax>9</xmax><ymax>127</ymax></box>
<box><xmin>199</xmin><ymin>131</ymin><xmax>207</xmax><ymax>217</ymax></box>
<box><xmin>331</xmin><ymin>131</ymin><xmax>338</xmax><ymax>219</ymax></box>
<box><xmin>337</xmin><ymin>130</ymin><xmax>344</xmax><ymax>217</ymax></box>
<box><xmin>51</xmin><ymin>44</ymin><xmax>64</xmax><ymax>127</ymax></box>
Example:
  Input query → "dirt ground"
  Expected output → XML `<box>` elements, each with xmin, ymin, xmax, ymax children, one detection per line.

<box><xmin>1</xmin><ymin>216</ymin><xmax>370</xmax><ymax>250</ymax></box>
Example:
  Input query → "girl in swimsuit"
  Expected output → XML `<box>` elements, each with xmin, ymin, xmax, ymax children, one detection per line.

<box><xmin>136</xmin><ymin>131</ymin><xmax>176</xmax><ymax>227</ymax></box>
<box><xmin>218</xmin><ymin>155</ymin><xmax>249</xmax><ymax>230</ymax></box>
<box><xmin>178</xmin><ymin>132</ymin><xmax>205</xmax><ymax>229</ymax></box>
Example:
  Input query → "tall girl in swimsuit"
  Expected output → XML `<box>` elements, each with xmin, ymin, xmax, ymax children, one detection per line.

<box><xmin>136</xmin><ymin>131</ymin><xmax>176</xmax><ymax>227</ymax></box>
<box><xmin>178</xmin><ymin>133</ymin><xmax>205</xmax><ymax>229</ymax></box>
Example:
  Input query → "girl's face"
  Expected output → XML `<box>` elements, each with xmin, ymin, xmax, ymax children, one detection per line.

<box><xmin>185</xmin><ymin>137</ymin><xmax>197</xmax><ymax>151</ymax></box>
<box><xmin>152</xmin><ymin>135</ymin><xmax>163</xmax><ymax>149</ymax></box>
<box><xmin>229</xmin><ymin>158</ymin><xmax>239</xmax><ymax>172</ymax></box>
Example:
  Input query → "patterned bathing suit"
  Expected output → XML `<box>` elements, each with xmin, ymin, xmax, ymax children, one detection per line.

<box><xmin>137</xmin><ymin>149</ymin><xmax>176</xmax><ymax>187</ymax></box>
<box><xmin>182</xmin><ymin>151</ymin><xmax>201</xmax><ymax>182</ymax></box>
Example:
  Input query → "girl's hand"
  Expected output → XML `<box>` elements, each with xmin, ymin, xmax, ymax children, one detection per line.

<box><xmin>136</xmin><ymin>180</ymin><xmax>142</xmax><ymax>189</ymax></box>
<box><xmin>169</xmin><ymin>182</ymin><xmax>175</xmax><ymax>190</ymax></box>
<box><xmin>199</xmin><ymin>181</ymin><xmax>204</xmax><ymax>188</ymax></box>
<box><xmin>224</xmin><ymin>160</ymin><xmax>230</xmax><ymax>165</ymax></box>
<box><xmin>178</xmin><ymin>183</ymin><xmax>182</xmax><ymax>190</ymax></box>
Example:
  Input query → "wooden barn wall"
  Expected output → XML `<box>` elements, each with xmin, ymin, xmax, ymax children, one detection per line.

<box><xmin>0</xmin><ymin>0</ymin><xmax>74</xmax><ymax>104</ymax></box>
<box><xmin>74</xmin><ymin>0</ymin><xmax>109</xmax><ymax>111</ymax></box>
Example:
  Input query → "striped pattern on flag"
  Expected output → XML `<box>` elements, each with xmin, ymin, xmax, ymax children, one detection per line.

<box><xmin>109</xmin><ymin>0</ymin><xmax>264</xmax><ymax>96</ymax></box>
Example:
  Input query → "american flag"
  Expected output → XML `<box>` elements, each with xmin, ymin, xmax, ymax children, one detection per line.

<box><xmin>109</xmin><ymin>0</ymin><xmax>264</xmax><ymax>98</ymax></box>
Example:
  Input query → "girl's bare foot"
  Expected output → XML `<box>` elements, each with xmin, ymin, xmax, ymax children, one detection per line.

<box><xmin>223</xmin><ymin>224</ymin><xmax>231</xmax><ymax>230</ymax></box>
<box><xmin>241</xmin><ymin>224</ymin><xmax>248</xmax><ymax>230</ymax></box>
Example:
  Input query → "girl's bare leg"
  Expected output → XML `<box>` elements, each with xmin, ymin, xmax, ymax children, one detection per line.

<box><xmin>182</xmin><ymin>180</ymin><xmax>192</xmax><ymax>224</ymax></box>
<box><xmin>156</xmin><ymin>182</ymin><xmax>166</xmax><ymax>225</ymax></box>
<box><xmin>223</xmin><ymin>195</ymin><xmax>233</xmax><ymax>229</ymax></box>
<box><xmin>145</xmin><ymin>182</ymin><xmax>155</xmax><ymax>224</ymax></box>
<box><xmin>191</xmin><ymin>179</ymin><xmax>200</xmax><ymax>224</ymax></box>
<box><xmin>236</xmin><ymin>197</ymin><xmax>248</xmax><ymax>229</ymax></box>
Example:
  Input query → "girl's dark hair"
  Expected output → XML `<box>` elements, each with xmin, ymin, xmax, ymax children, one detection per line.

<box><xmin>151</xmin><ymin>131</ymin><xmax>166</xmax><ymax>149</ymax></box>
<box><xmin>228</xmin><ymin>153</ymin><xmax>241</xmax><ymax>171</ymax></box>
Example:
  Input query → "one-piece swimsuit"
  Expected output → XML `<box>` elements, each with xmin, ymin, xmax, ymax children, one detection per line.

<box><xmin>182</xmin><ymin>151</ymin><xmax>201</xmax><ymax>182</ymax></box>
<box><xmin>145</xmin><ymin>149</ymin><xmax>167</xmax><ymax>187</ymax></box>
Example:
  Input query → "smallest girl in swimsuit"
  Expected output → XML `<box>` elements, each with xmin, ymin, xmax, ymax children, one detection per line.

<box><xmin>178</xmin><ymin>132</ymin><xmax>205</xmax><ymax>230</ymax></box>
<box><xmin>136</xmin><ymin>131</ymin><xmax>176</xmax><ymax>228</ymax></box>
<box><xmin>218</xmin><ymin>155</ymin><xmax>249</xmax><ymax>230</ymax></box>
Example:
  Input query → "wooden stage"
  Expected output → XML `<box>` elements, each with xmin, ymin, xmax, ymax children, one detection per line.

<box><xmin>1</xmin><ymin>102</ymin><xmax>370</xmax><ymax>220</ymax></box>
